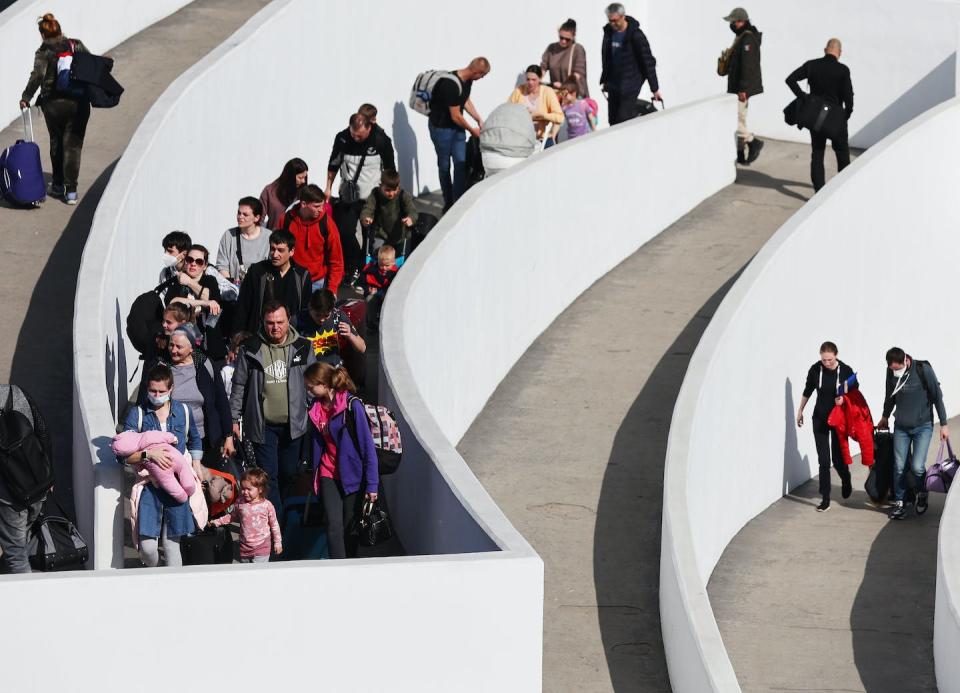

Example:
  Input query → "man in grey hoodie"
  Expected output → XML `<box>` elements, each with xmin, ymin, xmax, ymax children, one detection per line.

<box><xmin>878</xmin><ymin>347</ymin><xmax>949</xmax><ymax>520</ymax></box>
<box><xmin>230</xmin><ymin>300</ymin><xmax>316</xmax><ymax>517</ymax></box>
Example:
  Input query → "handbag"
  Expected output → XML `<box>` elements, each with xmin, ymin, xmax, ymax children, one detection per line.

<box><xmin>357</xmin><ymin>498</ymin><xmax>393</xmax><ymax>547</ymax></box>
<box><xmin>925</xmin><ymin>440</ymin><xmax>959</xmax><ymax>494</ymax></box>
<box><xmin>338</xmin><ymin>148</ymin><xmax>368</xmax><ymax>204</ymax></box>
<box><xmin>28</xmin><ymin>494</ymin><xmax>88</xmax><ymax>571</ymax></box>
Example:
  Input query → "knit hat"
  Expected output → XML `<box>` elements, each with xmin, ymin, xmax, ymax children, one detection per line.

<box><xmin>723</xmin><ymin>7</ymin><xmax>749</xmax><ymax>22</ymax></box>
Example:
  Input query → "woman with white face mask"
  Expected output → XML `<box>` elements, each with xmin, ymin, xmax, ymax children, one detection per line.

<box><xmin>119</xmin><ymin>364</ymin><xmax>203</xmax><ymax>567</ymax></box>
<box><xmin>797</xmin><ymin>340</ymin><xmax>856</xmax><ymax>512</ymax></box>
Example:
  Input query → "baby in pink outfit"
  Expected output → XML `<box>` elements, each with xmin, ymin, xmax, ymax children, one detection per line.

<box><xmin>112</xmin><ymin>430</ymin><xmax>197</xmax><ymax>503</ymax></box>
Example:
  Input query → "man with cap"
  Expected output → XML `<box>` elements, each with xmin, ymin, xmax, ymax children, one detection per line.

<box><xmin>786</xmin><ymin>39</ymin><xmax>854</xmax><ymax>192</ymax></box>
<box><xmin>720</xmin><ymin>7</ymin><xmax>763</xmax><ymax>164</ymax></box>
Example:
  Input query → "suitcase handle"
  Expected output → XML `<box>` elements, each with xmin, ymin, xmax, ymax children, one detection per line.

<box><xmin>20</xmin><ymin>107</ymin><xmax>35</xmax><ymax>143</ymax></box>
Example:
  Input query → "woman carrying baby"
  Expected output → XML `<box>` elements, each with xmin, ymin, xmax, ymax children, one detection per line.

<box><xmin>120</xmin><ymin>364</ymin><xmax>204</xmax><ymax>567</ymax></box>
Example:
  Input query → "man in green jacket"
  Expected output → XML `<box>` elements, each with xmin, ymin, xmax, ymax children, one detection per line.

<box><xmin>722</xmin><ymin>7</ymin><xmax>763</xmax><ymax>164</ymax></box>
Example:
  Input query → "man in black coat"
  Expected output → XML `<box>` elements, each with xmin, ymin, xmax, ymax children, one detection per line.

<box><xmin>722</xmin><ymin>7</ymin><xmax>763</xmax><ymax>164</ymax></box>
<box><xmin>786</xmin><ymin>39</ymin><xmax>855</xmax><ymax>192</ymax></box>
<box><xmin>600</xmin><ymin>3</ymin><xmax>662</xmax><ymax>126</ymax></box>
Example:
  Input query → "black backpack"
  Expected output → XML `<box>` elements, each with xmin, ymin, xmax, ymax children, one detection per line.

<box><xmin>0</xmin><ymin>388</ymin><xmax>54</xmax><ymax>508</ymax></box>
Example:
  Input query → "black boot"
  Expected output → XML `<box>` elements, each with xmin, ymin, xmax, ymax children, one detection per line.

<box><xmin>745</xmin><ymin>138</ymin><xmax>764</xmax><ymax>164</ymax></box>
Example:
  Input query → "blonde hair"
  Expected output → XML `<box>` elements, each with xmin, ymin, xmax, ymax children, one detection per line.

<box><xmin>304</xmin><ymin>362</ymin><xmax>357</xmax><ymax>394</ymax></box>
<box><xmin>37</xmin><ymin>13</ymin><xmax>62</xmax><ymax>39</ymax></box>
<box><xmin>377</xmin><ymin>244</ymin><xmax>396</xmax><ymax>262</ymax></box>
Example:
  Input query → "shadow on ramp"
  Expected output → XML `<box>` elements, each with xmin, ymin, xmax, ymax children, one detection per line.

<box><xmin>9</xmin><ymin>158</ymin><xmax>119</xmax><ymax>518</ymax></box>
<box><xmin>593</xmin><ymin>263</ymin><xmax>748</xmax><ymax>692</ymax></box>
<box><xmin>851</xmin><ymin>492</ymin><xmax>940</xmax><ymax>691</ymax></box>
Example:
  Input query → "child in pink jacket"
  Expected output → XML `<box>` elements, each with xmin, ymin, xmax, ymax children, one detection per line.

<box><xmin>210</xmin><ymin>468</ymin><xmax>282</xmax><ymax>563</ymax></box>
<box><xmin>112</xmin><ymin>430</ymin><xmax>197</xmax><ymax>503</ymax></box>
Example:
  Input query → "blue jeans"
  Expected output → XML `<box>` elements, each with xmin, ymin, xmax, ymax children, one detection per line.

<box><xmin>253</xmin><ymin>424</ymin><xmax>302</xmax><ymax>518</ymax></box>
<box><xmin>428</xmin><ymin>124</ymin><xmax>466</xmax><ymax>209</ymax></box>
<box><xmin>892</xmin><ymin>423</ymin><xmax>934</xmax><ymax>501</ymax></box>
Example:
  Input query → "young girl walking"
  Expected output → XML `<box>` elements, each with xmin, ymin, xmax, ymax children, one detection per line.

<box><xmin>210</xmin><ymin>468</ymin><xmax>282</xmax><ymax>562</ymax></box>
<box><xmin>304</xmin><ymin>362</ymin><xmax>379</xmax><ymax>558</ymax></box>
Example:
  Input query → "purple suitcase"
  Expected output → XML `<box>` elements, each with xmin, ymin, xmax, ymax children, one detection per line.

<box><xmin>0</xmin><ymin>108</ymin><xmax>46</xmax><ymax>207</ymax></box>
<box><xmin>925</xmin><ymin>440</ymin><xmax>959</xmax><ymax>493</ymax></box>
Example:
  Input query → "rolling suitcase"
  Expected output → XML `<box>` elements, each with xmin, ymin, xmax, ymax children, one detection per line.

<box><xmin>0</xmin><ymin>108</ymin><xmax>46</xmax><ymax>207</ymax></box>
<box><xmin>865</xmin><ymin>428</ymin><xmax>894</xmax><ymax>502</ymax></box>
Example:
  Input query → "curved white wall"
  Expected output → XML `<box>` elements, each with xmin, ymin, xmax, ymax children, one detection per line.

<box><xmin>937</xmin><ymin>487</ymin><xmax>960</xmax><ymax>692</ymax></box>
<box><xmin>661</xmin><ymin>97</ymin><xmax>960</xmax><ymax>691</ymax></box>
<box><xmin>0</xmin><ymin>0</ymin><xmax>192</xmax><ymax>128</ymax></box>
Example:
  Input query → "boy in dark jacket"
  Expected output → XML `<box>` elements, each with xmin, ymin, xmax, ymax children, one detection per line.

<box><xmin>600</xmin><ymin>4</ymin><xmax>662</xmax><ymax>126</ymax></box>
<box><xmin>360</xmin><ymin>169</ymin><xmax>417</xmax><ymax>264</ymax></box>
<box><xmin>721</xmin><ymin>7</ymin><xmax>763</xmax><ymax>164</ymax></box>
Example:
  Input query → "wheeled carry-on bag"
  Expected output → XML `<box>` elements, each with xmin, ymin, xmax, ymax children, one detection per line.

<box><xmin>865</xmin><ymin>428</ymin><xmax>894</xmax><ymax>502</ymax></box>
<box><xmin>0</xmin><ymin>108</ymin><xmax>46</xmax><ymax>207</ymax></box>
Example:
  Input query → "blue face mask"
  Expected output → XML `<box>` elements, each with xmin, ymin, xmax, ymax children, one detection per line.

<box><xmin>148</xmin><ymin>393</ymin><xmax>171</xmax><ymax>407</ymax></box>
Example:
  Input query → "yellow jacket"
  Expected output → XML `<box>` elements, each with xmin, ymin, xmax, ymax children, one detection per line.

<box><xmin>507</xmin><ymin>85</ymin><xmax>564</xmax><ymax>140</ymax></box>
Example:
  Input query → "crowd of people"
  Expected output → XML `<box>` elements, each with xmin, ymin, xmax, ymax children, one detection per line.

<box><xmin>0</xmin><ymin>6</ymin><xmax>869</xmax><ymax>571</ymax></box>
<box><xmin>797</xmin><ymin>343</ymin><xmax>949</xmax><ymax>518</ymax></box>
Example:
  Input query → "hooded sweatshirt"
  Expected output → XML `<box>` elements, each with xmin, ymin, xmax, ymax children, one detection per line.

<box><xmin>281</xmin><ymin>205</ymin><xmax>345</xmax><ymax>290</ymax></box>
<box><xmin>259</xmin><ymin>327</ymin><xmax>301</xmax><ymax>425</ymax></box>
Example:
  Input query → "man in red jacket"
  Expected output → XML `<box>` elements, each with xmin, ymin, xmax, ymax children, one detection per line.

<box><xmin>281</xmin><ymin>184</ymin><xmax>344</xmax><ymax>295</ymax></box>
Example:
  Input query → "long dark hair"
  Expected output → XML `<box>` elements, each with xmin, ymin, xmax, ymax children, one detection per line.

<box><xmin>275</xmin><ymin>157</ymin><xmax>309</xmax><ymax>207</ymax></box>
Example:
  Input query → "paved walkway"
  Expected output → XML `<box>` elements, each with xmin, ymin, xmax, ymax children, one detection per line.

<box><xmin>709</xmin><ymin>419</ymin><xmax>953</xmax><ymax>692</ymax></box>
<box><xmin>0</xmin><ymin>0</ymin><xmax>269</xmax><ymax>512</ymax></box>
<box><xmin>458</xmin><ymin>140</ymin><xmax>850</xmax><ymax>691</ymax></box>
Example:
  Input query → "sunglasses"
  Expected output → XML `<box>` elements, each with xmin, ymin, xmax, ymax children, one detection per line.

<box><xmin>558</xmin><ymin>35</ymin><xmax>573</xmax><ymax>42</ymax></box>
<box><xmin>184</xmin><ymin>256</ymin><xmax>206</xmax><ymax>266</ymax></box>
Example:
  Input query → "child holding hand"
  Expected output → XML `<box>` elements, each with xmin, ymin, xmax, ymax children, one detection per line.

<box><xmin>210</xmin><ymin>468</ymin><xmax>281</xmax><ymax>563</ymax></box>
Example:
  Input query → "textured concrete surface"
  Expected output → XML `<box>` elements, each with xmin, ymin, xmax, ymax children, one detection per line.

<box><xmin>458</xmin><ymin>139</ymin><xmax>853</xmax><ymax>692</ymax></box>
<box><xmin>710</xmin><ymin>416</ymin><xmax>955</xmax><ymax>693</ymax></box>
<box><xmin>0</xmin><ymin>0</ymin><xmax>270</xmax><ymax>513</ymax></box>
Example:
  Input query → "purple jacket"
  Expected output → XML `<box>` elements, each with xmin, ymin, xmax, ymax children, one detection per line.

<box><xmin>309</xmin><ymin>397</ymin><xmax>379</xmax><ymax>494</ymax></box>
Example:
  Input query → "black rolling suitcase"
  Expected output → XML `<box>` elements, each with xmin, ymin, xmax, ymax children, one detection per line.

<box><xmin>865</xmin><ymin>428</ymin><xmax>894</xmax><ymax>503</ymax></box>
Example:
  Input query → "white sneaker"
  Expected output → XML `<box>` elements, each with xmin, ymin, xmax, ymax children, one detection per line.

<box><xmin>65</xmin><ymin>191</ymin><xmax>78</xmax><ymax>205</ymax></box>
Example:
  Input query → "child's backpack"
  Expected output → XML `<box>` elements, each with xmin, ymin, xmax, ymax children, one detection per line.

<box><xmin>343</xmin><ymin>396</ymin><xmax>403</xmax><ymax>475</ymax></box>
<box><xmin>409</xmin><ymin>70</ymin><xmax>458</xmax><ymax>116</ymax></box>
<box><xmin>54</xmin><ymin>40</ymin><xmax>86</xmax><ymax>98</ymax></box>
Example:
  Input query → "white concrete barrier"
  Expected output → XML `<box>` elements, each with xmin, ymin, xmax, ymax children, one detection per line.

<box><xmin>937</xmin><ymin>487</ymin><xmax>960</xmax><ymax>693</ymax></box>
<box><xmin>0</xmin><ymin>0</ymin><xmax>192</xmax><ymax>128</ymax></box>
<box><xmin>661</xmin><ymin>97</ymin><xmax>960</xmax><ymax>691</ymax></box>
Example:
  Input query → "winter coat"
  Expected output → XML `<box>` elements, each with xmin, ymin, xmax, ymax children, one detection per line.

<box><xmin>233</xmin><ymin>259</ymin><xmax>312</xmax><ymax>336</ymax></box>
<box><xmin>827</xmin><ymin>389</ymin><xmax>875</xmax><ymax>466</ymax></box>
<box><xmin>229</xmin><ymin>331</ymin><xmax>316</xmax><ymax>443</ymax></box>
<box><xmin>21</xmin><ymin>36</ymin><xmax>89</xmax><ymax>104</ymax></box>
<box><xmin>600</xmin><ymin>16</ymin><xmax>659</xmax><ymax>94</ymax></box>
<box><xmin>726</xmin><ymin>25</ymin><xmax>763</xmax><ymax>97</ymax></box>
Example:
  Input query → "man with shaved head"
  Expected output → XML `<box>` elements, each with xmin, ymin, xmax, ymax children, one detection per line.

<box><xmin>787</xmin><ymin>38</ymin><xmax>854</xmax><ymax>191</ymax></box>
<box><xmin>426</xmin><ymin>57</ymin><xmax>489</xmax><ymax>211</ymax></box>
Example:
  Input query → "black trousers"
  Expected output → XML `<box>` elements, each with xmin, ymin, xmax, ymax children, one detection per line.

<box><xmin>40</xmin><ymin>96</ymin><xmax>90</xmax><ymax>192</ymax></box>
<box><xmin>319</xmin><ymin>477</ymin><xmax>363</xmax><ymax>559</ymax></box>
<box><xmin>607</xmin><ymin>87</ymin><xmax>641</xmax><ymax>126</ymax></box>
<box><xmin>811</xmin><ymin>124</ymin><xmax>850</xmax><ymax>192</ymax></box>
<box><xmin>332</xmin><ymin>200</ymin><xmax>364</xmax><ymax>278</ymax></box>
<box><xmin>813</xmin><ymin>417</ymin><xmax>850</xmax><ymax>499</ymax></box>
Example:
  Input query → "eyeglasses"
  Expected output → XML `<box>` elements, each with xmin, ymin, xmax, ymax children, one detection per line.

<box><xmin>184</xmin><ymin>256</ymin><xmax>206</xmax><ymax>266</ymax></box>
<box><xmin>558</xmin><ymin>35</ymin><xmax>573</xmax><ymax>42</ymax></box>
